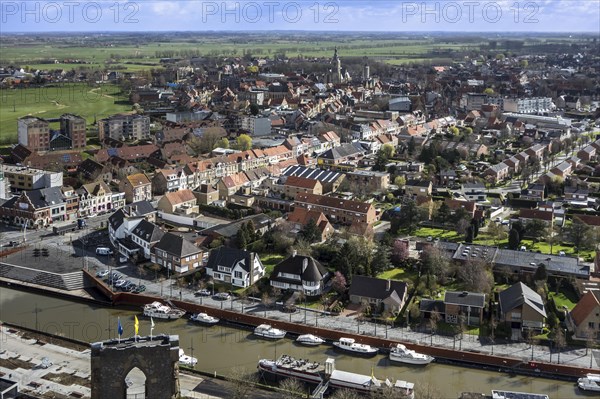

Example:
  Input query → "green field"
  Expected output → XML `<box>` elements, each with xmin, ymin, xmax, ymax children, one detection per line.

<box><xmin>0</xmin><ymin>83</ymin><xmax>131</xmax><ymax>144</ymax></box>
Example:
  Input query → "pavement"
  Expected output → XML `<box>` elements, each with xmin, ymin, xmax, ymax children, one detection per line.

<box><xmin>102</xmin><ymin>263</ymin><xmax>599</xmax><ymax>372</ymax></box>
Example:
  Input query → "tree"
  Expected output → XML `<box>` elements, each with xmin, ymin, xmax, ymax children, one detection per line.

<box><xmin>429</xmin><ymin>310</ymin><xmax>441</xmax><ymax>344</ymax></box>
<box><xmin>236</xmin><ymin>134</ymin><xmax>252</xmax><ymax>151</ymax></box>
<box><xmin>487</xmin><ymin>221</ymin><xmax>507</xmax><ymax>246</ymax></box>
<box><xmin>298</xmin><ymin>218</ymin><xmax>321</xmax><ymax>243</ymax></box>
<box><xmin>435</xmin><ymin>202</ymin><xmax>451</xmax><ymax>230</ymax></box>
<box><xmin>278</xmin><ymin>378</ymin><xmax>305</xmax><ymax>399</ymax></box>
<box><xmin>421</xmin><ymin>245</ymin><xmax>450</xmax><ymax>285</ymax></box>
<box><xmin>465</xmin><ymin>225</ymin><xmax>474</xmax><ymax>243</ymax></box>
<box><xmin>331</xmin><ymin>271</ymin><xmax>347</xmax><ymax>294</ymax></box>
<box><xmin>525</xmin><ymin>219</ymin><xmax>548</xmax><ymax>246</ymax></box>
<box><xmin>393</xmin><ymin>175</ymin><xmax>406</xmax><ymax>187</ymax></box>
<box><xmin>508</xmin><ymin>228</ymin><xmax>521</xmax><ymax>250</ymax></box>
<box><xmin>407</xmin><ymin>137</ymin><xmax>416</xmax><ymax>156</ymax></box>
<box><xmin>249</xmin><ymin>103</ymin><xmax>260</xmax><ymax>115</ymax></box>
<box><xmin>371</xmin><ymin>243</ymin><xmax>392</xmax><ymax>276</ymax></box>
<box><xmin>448</xmin><ymin>126</ymin><xmax>460</xmax><ymax>135</ymax></box>
<box><xmin>457</xmin><ymin>258</ymin><xmax>494</xmax><ymax>294</ymax></box>
<box><xmin>215</xmin><ymin>137</ymin><xmax>229</xmax><ymax>149</ymax></box>
<box><xmin>229</xmin><ymin>366</ymin><xmax>259</xmax><ymax>399</ymax></box>
<box><xmin>391</xmin><ymin>240</ymin><xmax>409</xmax><ymax>266</ymax></box>
<box><xmin>329</xmin><ymin>389</ymin><xmax>360</xmax><ymax>399</ymax></box>
<box><xmin>533</xmin><ymin>264</ymin><xmax>548</xmax><ymax>282</ymax></box>
<box><xmin>392</xmin><ymin>200</ymin><xmax>421</xmax><ymax>234</ymax></box>
<box><xmin>236</xmin><ymin>225</ymin><xmax>248</xmax><ymax>249</ymax></box>
<box><xmin>381</xmin><ymin>143</ymin><xmax>395</xmax><ymax>159</ymax></box>
<box><xmin>484</xmin><ymin>87</ymin><xmax>495</xmax><ymax>95</ymax></box>
<box><xmin>456</xmin><ymin>218</ymin><xmax>471</xmax><ymax>237</ymax></box>
<box><xmin>187</xmin><ymin>127</ymin><xmax>227</xmax><ymax>155</ymax></box>
<box><xmin>563</xmin><ymin>217</ymin><xmax>593</xmax><ymax>253</ymax></box>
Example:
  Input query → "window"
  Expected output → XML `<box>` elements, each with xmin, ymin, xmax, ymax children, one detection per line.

<box><xmin>589</xmin><ymin>322</ymin><xmax>596</xmax><ymax>329</ymax></box>
<box><xmin>234</xmin><ymin>271</ymin><xmax>243</xmax><ymax>279</ymax></box>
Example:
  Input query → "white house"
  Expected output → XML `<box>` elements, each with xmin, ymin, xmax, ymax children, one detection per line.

<box><xmin>205</xmin><ymin>247</ymin><xmax>265</xmax><ymax>288</ymax></box>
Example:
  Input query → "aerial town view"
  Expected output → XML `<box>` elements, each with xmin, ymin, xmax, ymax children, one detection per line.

<box><xmin>0</xmin><ymin>1</ymin><xmax>599</xmax><ymax>398</ymax></box>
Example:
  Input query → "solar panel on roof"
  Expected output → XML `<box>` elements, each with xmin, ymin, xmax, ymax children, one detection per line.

<box><xmin>107</xmin><ymin>148</ymin><xmax>118</xmax><ymax>157</ymax></box>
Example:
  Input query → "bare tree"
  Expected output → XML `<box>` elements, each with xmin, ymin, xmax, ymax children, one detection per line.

<box><xmin>456</xmin><ymin>258</ymin><xmax>494</xmax><ymax>294</ymax></box>
<box><xmin>229</xmin><ymin>366</ymin><xmax>259</xmax><ymax>399</ymax></box>
<box><xmin>278</xmin><ymin>378</ymin><xmax>306</xmax><ymax>399</ymax></box>
<box><xmin>261</xmin><ymin>292</ymin><xmax>273</xmax><ymax>317</ymax></box>
<box><xmin>553</xmin><ymin>328</ymin><xmax>566</xmax><ymax>364</ymax></box>
<box><xmin>329</xmin><ymin>389</ymin><xmax>361</xmax><ymax>399</ymax></box>
<box><xmin>413</xmin><ymin>380</ymin><xmax>443</xmax><ymax>399</ymax></box>
<box><xmin>429</xmin><ymin>311</ymin><xmax>441</xmax><ymax>345</ymax></box>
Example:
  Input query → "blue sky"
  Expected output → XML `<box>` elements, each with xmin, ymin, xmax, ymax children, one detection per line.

<box><xmin>1</xmin><ymin>0</ymin><xmax>599</xmax><ymax>32</ymax></box>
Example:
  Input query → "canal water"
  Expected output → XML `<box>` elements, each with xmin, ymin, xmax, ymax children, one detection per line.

<box><xmin>0</xmin><ymin>287</ymin><xmax>582</xmax><ymax>398</ymax></box>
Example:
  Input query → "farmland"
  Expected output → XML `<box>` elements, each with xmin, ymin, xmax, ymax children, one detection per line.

<box><xmin>0</xmin><ymin>83</ymin><xmax>131</xmax><ymax>144</ymax></box>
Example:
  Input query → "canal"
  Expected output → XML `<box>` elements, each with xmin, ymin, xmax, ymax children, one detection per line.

<box><xmin>0</xmin><ymin>287</ymin><xmax>582</xmax><ymax>398</ymax></box>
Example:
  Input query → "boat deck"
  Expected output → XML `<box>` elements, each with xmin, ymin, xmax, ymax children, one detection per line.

<box><xmin>276</xmin><ymin>355</ymin><xmax>325</xmax><ymax>374</ymax></box>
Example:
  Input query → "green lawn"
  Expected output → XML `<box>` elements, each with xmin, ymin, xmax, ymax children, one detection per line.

<box><xmin>259</xmin><ymin>253</ymin><xmax>285</xmax><ymax>277</ymax></box>
<box><xmin>0</xmin><ymin>83</ymin><xmax>131</xmax><ymax>144</ymax></box>
<box><xmin>377</xmin><ymin>268</ymin><xmax>419</xmax><ymax>284</ymax></box>
<box><xmin>413</xmin><ymin>227</ymin><xmax>460</xmax><ymax>240</ymax></box>
<box><xmin>548</xmin><ymin>291</ymin><xmax>578</xmax><ymax>311</ymax></box>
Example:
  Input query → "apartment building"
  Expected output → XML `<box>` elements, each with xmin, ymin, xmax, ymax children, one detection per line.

<box><xmin>18</xmin><ymin>117</ymin><xmax>50</xmax><ymax>151</ymax></box>
<box><xmin>60</xmin><ymin>114</ymin><xmax>87</xmax><ymax>149</ymax></box>
<box><xmin>98</xmin><ymin>114</ymin><xmax>151</xmax><ymax>141</ymax></box>
<box><xmin>119</xmin><ymin>173</ymin><xmax>152</xmax><ymax>203</ymax></box>
<box><xmin>0</xmin><ymin>164</ymin><xmax>63</xmax><ymax>191</ymax></box>
<box><xmin>294</xmin><ymin>193</ymin><xmax>377</xmax><ymax>225</ymax></box>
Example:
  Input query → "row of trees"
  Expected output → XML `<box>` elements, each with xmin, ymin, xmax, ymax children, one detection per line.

<box><xmin>507</xmin><ymin>217</ymin><xmax>599</xmax><ymax>253</ymax></box>
<box><xmin>187</xmin><ymin>128</ymin><xmax>252</xmax><ymax>156</ymax></box>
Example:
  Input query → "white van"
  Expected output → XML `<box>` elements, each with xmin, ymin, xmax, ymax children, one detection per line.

<box><xmin>96</xmin><ymin>247</ymin><xmax>113</xmax><ymax>256</ymax></box>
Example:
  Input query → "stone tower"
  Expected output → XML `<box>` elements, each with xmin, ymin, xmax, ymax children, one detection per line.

<box><xmin>90</xmin><ymin>334</ymin><xmax>180</xmax><ymax>399</ymax></box>
<box><xmin>330</xmin><ymin>47</ymin><xmax>342</xmax><ymax>84</ymax></box>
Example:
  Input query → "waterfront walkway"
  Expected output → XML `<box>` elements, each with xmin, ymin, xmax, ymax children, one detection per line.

<box><xmin>106</xmin><ymin>263</ymin><xmax>599</xmax><ymax>372</ymax></box>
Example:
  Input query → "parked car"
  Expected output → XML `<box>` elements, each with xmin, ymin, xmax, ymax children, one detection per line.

<box><xmin>194</xmin><ymin>289</ymin><xmax>211</xmax><ymax>297</ymax></box>
<box><xmin>133</xmin><ymin>285</ymin><xmax>146</xmax><ymax>294</ymax></box>
<box><xmin>114</xmin><ymin>279</ymin><xmax>127</xmax><ymax>288</ymax></box>
<box><xmin>96</xmin><ymin>270</ymin><xmax>110</xmax><ymax>278</ymax></box>
<box><xmin>125</xmin><ymin>284</ymin><xmax>137</xmax><ymax>292</ymax></box>
<box><xmin>96</xmin><ymin>247</ymin><xmax>113</xmax><ymax>256</ymax></box>
<box><xmin>214</xmin><ymin>292</ymin><xmax>231</xmax><ymax>300</ymax></box>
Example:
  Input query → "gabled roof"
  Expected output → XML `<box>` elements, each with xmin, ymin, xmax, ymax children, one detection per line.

<box><xmin>570</xmin><ymin>291</ymin><xmax>600</xmax><ymax>326</ymax></box>
<box><xmin>444</xmin><ymin>291</ymin><xmax>485</xmax><ymax>308</ymax></box>
<box><xmin>348</xmin><ymin>275</ymin><xmax>407</xmax><ymax>303</ymax></box>
<box><xmin>205</xmin><ymin>246</ymin><xmax>254</xmax><ymax>273</ymax></box>
<box><xmin>22</xmin><ymin>187</ymin><xmax>65</xmax><ymax>209</ymax></box>
<box><xmin>126</xmin><ymin>173</ymin><xmax>151</xmax><ymax>186</ymax></box>
<box><xmin>125</xmin><ymin>200</ymin><xmax>155</xmax><ymax>217</ymax></box>
<box><xmin>162</xmin><ymin>189</ymin><xmax>196</xmax><ymax>206</ymax></box>
<box><xmin>318</xmin><ymin>142</ymin><xmax>364</xmax><ymax>160</ymax></box>
<box><xmin>282</xmin><ymin>165</ymin><xmax>342</xmax><ymax>184</ymax></box>
<box><xmin>271</xmin><ymin>254</ymin><xmax>329</xmax><ymax>283</ymax></box>
<box><xmin>154</xmin><ymin>232</ymin><xmax>202</xmax><ymax>257</ymax></box>
<box><xmin>131</xmin><ymin>219</ymin><xmax>165</xmax><ymax>243</ymax></box>
<box><xmin>499</xmin><ymin>282</ymin><xmax>547</xmax><ymax>317</ymax></box>
<box><xmin>284</xmin><ymin>175</ymin><xmax>320</xmax><ymax>190</ymax></box>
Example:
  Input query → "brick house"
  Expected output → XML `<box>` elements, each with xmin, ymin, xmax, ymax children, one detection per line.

<box><xmin>294</xmin><ymin>193</ymin><xmax>377</xmax><ymax>225</ymax></box>
<box><xmin>567</xmin><ymin>291</ymin><xmax>600</xmax><ymax>341</ymax></box>
<box><xmin>499</xmin><ymin>282</ymin><xmax>547</xmax><ymax>339</ymax></box>
<box><xmin>151</xmin><ymin>232</ymin><xmax>203</xmax><ymax>274</ymax></box>
<box><xmin>119</xmin><ymin>173</ymin><xmax>152</xmax><ymax>203</ymax></box>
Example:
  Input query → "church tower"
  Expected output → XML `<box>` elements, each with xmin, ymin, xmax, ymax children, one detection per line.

<box><xmin>330</xmin><ymin>47</ymin><xmax>342</xmax><ymax>84</ymax></box>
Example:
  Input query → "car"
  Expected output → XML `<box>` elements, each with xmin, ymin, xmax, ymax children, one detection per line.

<box><xmin>214</xmin><ymin>292</ymin><xmax>231</xmax><ymax>300</ymax></box>
<box><xmin>426</xmin><ymin>236</ymin><xmax>433</xmax><ymax>242</ymax></box>
<box><xmin>95</xmin><ymin>247</ymin><xmax>113</xmax><ymax>256</ymax></box>
<box><xmin>133</xmin><ymin>285</ymin><xmax>146</xmax><ymax>294</ymax></box>
<box><xmin>281</xmin><ymin>304</ymin><xmax>297</xmax><ymax>313</ymax></box>
<box><xmin>194</xmin><ymin>289</ymin><xmax>211</xmax><ymax>297</ymax></box>
<box><xmin>559</xmin><ymin>251</ymin><xmax>566</xmax><ymax>256</ymax></box>
<box><xmin>114</xmin><ymin>279</ymin><xmax>127</xmax><ymax>288</ymax></box>
<box><xmin>494</xmin><ymin>217</ymin><xmax>502</xmax><ymax>222</ymax></box>
<box><xmin>125</xmin><ymin>284</ymin><xmax>137</xmax><ymax>292</ymax></box>
<box><xmin>6</xmin><ymin>240</ymin><xmax>19</xmax><ymax>247</ymax></box>
<box><xmin>96</xmin><ymin>270</ymin><xmax>110</xmax><ymax>278</ymax></box>
<box><xmin>122</xmin><ymin>280</ymin><xmax>134</xmax><ymax>289</ymax></box>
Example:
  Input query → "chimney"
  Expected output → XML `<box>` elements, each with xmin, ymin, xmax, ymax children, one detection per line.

<box><xmin>386</xmin><ymin>279</ymin><xmax>391</xmax><ymax>291</ymax></box>
<box><xmin>302</xmin><ymin>258</ymin><xmax>308</xmax><ymax>273</ymax></box>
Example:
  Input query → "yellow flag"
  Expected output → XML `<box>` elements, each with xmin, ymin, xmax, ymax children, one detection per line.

<box><xmin>134</xmin><ymin>315</ymin><xmax>139</xmax><ymax>336</ymax></box>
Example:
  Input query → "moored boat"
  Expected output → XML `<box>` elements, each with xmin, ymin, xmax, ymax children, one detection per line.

<box><xmin>257</xmin><ymin>354</ymin><xmax>324</xmax><ymax>384</ymax></box>
<box><xmin>328</xmin><ymin>368</ymin><xmax>414</xmax><ymax>399</ymax></box>
<box><xmin>254</xmin><ymin>324</ymin><xmax>286</xmax><ymax>339</ymax></box>
<box><xmin>577</xmin><ymin>373</ymin><xmax>600</xmax><ymax>392</ymax></box>
<box><xmin>178</xmin><ymin>348</ymin><xmax>197</xmax><ymax>366</ymax></box>
<box><xmin>190</xmin><ymin>312</ymin><xmax>219</xmax><ymax>325</ymax></box>
<box><xmin>142</xmin><ymin>301</ymin><xmax>185</xmax><ymax>320</ymax></box>
<box><xmin>296</xmin><ymin>334</ymin><xmax>325</xmax><ymax>346</ymax></box>
<box><xmin>389</xmin><ymin>343</ymin><xmax>434</xmax><ymax>365</ymax></box>
<box><xmin>333</xmin><ymin>337</ymin><xmax>378</xmax><ymax>356</ymax></box>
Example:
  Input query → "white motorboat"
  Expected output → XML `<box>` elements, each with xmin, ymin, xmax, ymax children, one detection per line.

<box><xmin>296</xmin><ymin>334</ymin><xmax>325</xmax><ymax>346</ymax></box>
<box><xmin>142</xmin><ymin>301</ymin><xmax>185</xmax><ymax>320</ymax></box>
<box><xmin>178</xmin><ymin>348</ymin><xmax>197</xmax><ymax>367</ymax></box>
<box><xmin>577</xmin><ymin>373</ymin><xmax>600</xmax><ymax>392</ymax></box>
<box><xmin>389</xmin><ymin>343</ymin><xmax>434</xmax><ymax>365</ymax></box>
<box><xmin>333</xmin><ymin>337</ymin><xmax>378</xmax><ymax>356</ymax></box>
<box><xmin>190</xmin><ymin>312</ymin><xmax>219</xmax><ymax>325</ymax></box>
<box><xmin>254</xmin><ymin>324</ymin><xmax>286</xmax><ymax>340</ymax></box>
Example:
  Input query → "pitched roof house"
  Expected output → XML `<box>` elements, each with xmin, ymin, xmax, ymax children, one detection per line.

<box><xmin>499</xmin><ymin>282</ymin><xmax>547</xmax><ymax>338</ymax></box>
<box><xmin>348</xmin><ymin>275</ymin><xmax>408</xmax><ymax>313</ymax></box>
<box><xmin>157</xmin><ymin>189</ymin><xmax>198</xmax><ymax>214</ymax></box>
<box><xmin>270</xmin><ymin>254</ymin><xmax>330</xmax><ymax>296</ymax></box>
<box><xmin>151</xmin><ymin>232</ymin><xmax>203</xmax><ymax>274</ymax></box>
<box><xmin>205</xmin><ymin>246</ymin><xmax>265</xmax><ymax>288</ymax></box>
<box><xmin>567</xmin><ymin>290</ymin><xmax>600</xmax><ymax>341</ymax></box>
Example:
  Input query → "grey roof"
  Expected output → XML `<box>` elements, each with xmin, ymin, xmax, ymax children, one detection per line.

<box><xmin>494</xmin><ymin>249</ymin><xmax>588</xmax><ymax>278</ymax></box>
<box><xmin>205</xmin><ymin>246</ymin><xmax>254</xmax><ymax>273</ymax></box>
<box><xmin>348</xmin><ymin>275</ymin><xmax>407</xmax><ymax>303</ymax></box>
<box><xmin>444</xmin><ymin>291</ymin><xmax>486</xmax><ymax>308</ymax></box>
<box><xmin>282</xmin><ymin>165</ymin><xmax>342</xmax><ymax>184</ymax></box>
<box><xmin>25</xmin><ymin>187</ymin><xmax>65</xmax><ymax>208</ymax></box>
<box><xmin>271</xmin><ymin>255</ymin><xmax>329</xmax><ymax>284</ymax></box>
<box><xmin>125</xmin><ymin>200</ymin><xmax>155</xmax><ymax>216</ymax></box>
<box><xmin>200</xmin><ymin>214</ymin><xmax>272</xmax><ymax>239</ymax></box>
<box><xmin>154</xmin><ymin>232</ymin><xmax>201</xmax><ymax>257</ymax></box>
<box><xmin>108</xmin><ymin>209</ymin><xmax>126</xmax><ymax>230</ymax></box>
<box><xmin>498</xmin><ymin>282</ymin><xmax>547</xmax><ymax>318</ymax></box>
<box><xmin>131</xmin><ymin>219</ymin><xmax>165</xmax><ymax>243</ymax></box>
<box><xmin>453</xmin><ymin>244</ymin><xmax>497</xmax><ymax>262</ymax></box>
<box><xmin>318</xmin><ymin>142</ymin><xmax>364</xmax><ymax>160</ymax></box>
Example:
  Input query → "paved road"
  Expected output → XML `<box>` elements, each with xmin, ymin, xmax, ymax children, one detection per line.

<box><xmin>96</xmin><ymin>263</ymin><xmax>599</xmax><ymax>372</ymax></box>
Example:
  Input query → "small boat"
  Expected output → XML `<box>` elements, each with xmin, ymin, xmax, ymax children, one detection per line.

<box><xmin>178</xmin><ymin>348</ymin><xmax>197</xmax><ymax>367</ymax></box>
<box><xmin>142</xmin><ymin>301</ymin><xmax>185</xmax><ymax>320</ymax></box>
<box><xmin>578</xmin><ymin>373</ymin><xmax>600</xmax><ymax>392</ymax></box>
<box><xmin>254</xmin><ymin>324</ymin><xmax>286</xmax><ymax>340</ymax></box>
<box><xmin>190</xmin><ymin>312</ymin><xmax>219</xmax><ymax>325</ymax></box>
<box><xmin>333</xmin><ymin>337</ymin><xmax>378</xmax><ymax>356</ymax></box>
<box><xmin>389</xmin><ymin>343</ymin><xmax>434</xmax><ymax>365</ymax></box>
<box><xmin>296</xmin><ymin>334</ymin><xmax>325</xmax><ymax>346</ymax></box>
<box><xmin>258</xmin><ymin>354</ymin><xmax>325</xmax><ymax>384</ymax></box>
